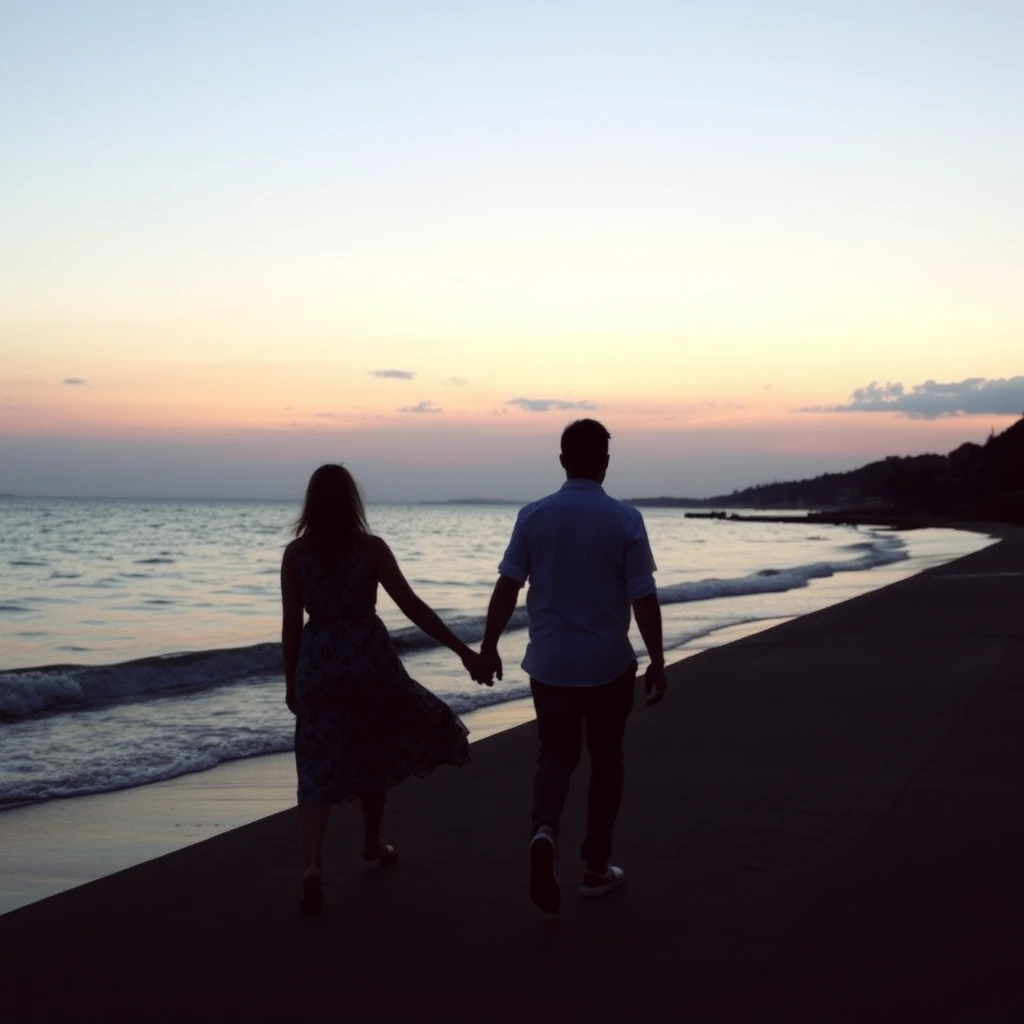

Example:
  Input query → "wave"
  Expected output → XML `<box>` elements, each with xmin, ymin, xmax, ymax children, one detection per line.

<box><xmin>0</xmin><ymin>728</ymin><xmax>297</xmax><ymax>808</ymax></box>
<box><xmin>658</xmin><ymin>532</ymin><xmax>907</xmax><ymax>606</ymax></box>
<box><xmin>0</xmin><ymin>609</ymin><xmax>532</xmax><ymax>719</ymax></box>
<box><xmin>0</xmin><ymin>679</ymin><xmax>539</xmax><ymax>807</ymax></box>
<box><xmin>0</xmin><ymin>644</ymin><xmax>283</xmax><ymax>718</ymax></box>
<box><xmin>0</xmin><ymin>533</ymin><xmax>905</xmax><ymax>720</ymax></box>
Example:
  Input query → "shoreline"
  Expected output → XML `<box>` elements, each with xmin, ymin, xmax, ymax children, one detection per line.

<box><xmin>0</xmin><ymin>525</ymin><xmax>1002</xmax><ymax>917</ymax></box>
<box><xmin>0</xmin><ymin>695</ymin><xmax>536</xmax><ymax>917</ymax></box>
<box><xmin>0</xmin><ymin>615</ymin><xmax>792</xmax><ymax>917</ymax></box>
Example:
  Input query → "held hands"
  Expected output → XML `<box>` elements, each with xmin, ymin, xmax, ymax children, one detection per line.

<box><xmin>462</xmin><ymin>649</ymin><xmax>497</xmax><ymax>687</ymax></box>
<box><xmin>479</xmin><ymin>644</ymin><xmax>502</xmax><ymax>684</ymax></box>
<box><xmin>644</xmin><ymin>662</ymin><xmax>667</xmax><ymax>706</ymax></box>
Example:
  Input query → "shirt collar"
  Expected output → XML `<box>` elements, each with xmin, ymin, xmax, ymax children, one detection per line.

<box><xmin>560</xmin><ymin>479</ymin><xmax>605</xmax><ymax>494</ymax></box>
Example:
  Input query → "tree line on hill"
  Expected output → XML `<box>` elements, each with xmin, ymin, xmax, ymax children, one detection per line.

<box><xmin>632</xmin><ymin>415</ymin><xmax>1024</xmax><ymax>523</ymax></box>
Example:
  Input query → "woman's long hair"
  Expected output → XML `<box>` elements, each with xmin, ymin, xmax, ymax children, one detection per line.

<box><xmin>294</xmin><ymin>464</ymin><xmax>369</xmax><ymax>566</ymax></box>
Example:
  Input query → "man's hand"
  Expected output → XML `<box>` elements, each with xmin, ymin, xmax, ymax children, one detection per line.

<box><xmin>644</xmin><ymin>662</ymin><xmax>667</xmax><ymax>706</ymax></box>
<box><xmin>632</xmin><ymin>594</ymin><xmax>665</xmax><ymax>706</ymax></box>
<box><xmin>461</xmin><ymin>650</ymin><xmax>495</xmax><ymax>687</ymax></box>
<box><xmin>481</xmin><ymin>575</ymin><xmax>519</xmax><ymax>684</ymax></box>
<box><xmin>480</xmin><ymin>644</ymin><xmax>504</xmax><ymax>683</ymax></box>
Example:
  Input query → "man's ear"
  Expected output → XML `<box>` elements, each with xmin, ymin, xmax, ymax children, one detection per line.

<box><xmin>559</xmin><ymin>453</ymin><xmax>567</xmax><ymax>470</ymax></box>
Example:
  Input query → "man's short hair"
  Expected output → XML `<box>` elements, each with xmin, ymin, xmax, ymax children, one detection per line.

<box><xmin>561</xmin><ymin>419</ymin><xmax>611</xmax><ymax>474</ymax></box>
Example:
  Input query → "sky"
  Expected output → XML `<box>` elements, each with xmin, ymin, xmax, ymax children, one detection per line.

<box><xmin>1</xmin><ymin>0</ymin><xmax>1022</xmax><ymax>500</ymax></box>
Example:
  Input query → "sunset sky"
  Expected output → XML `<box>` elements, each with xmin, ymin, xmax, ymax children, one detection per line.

<box><xmin>2</xmin><ymin>1</ymin><xmax>1022</xmax><ymax>500</ymax></box>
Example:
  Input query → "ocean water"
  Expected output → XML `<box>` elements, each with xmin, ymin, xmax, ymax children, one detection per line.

<box><xmin>0</xmin><ymin>497</ymin><xmax>994</xmax><ymax>807</ymax></box>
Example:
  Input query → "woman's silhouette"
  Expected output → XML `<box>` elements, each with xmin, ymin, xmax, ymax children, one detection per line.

<box><xmin>281</xmin><ymin>464</ymin><xmax>488</xmax><ymax>909</ymax></box>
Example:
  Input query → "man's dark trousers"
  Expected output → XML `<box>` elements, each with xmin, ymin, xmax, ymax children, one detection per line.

<box><xmin>530</xmin><ymin>662</ymin><xmax>636</xmax><ymax>868</ymax></box>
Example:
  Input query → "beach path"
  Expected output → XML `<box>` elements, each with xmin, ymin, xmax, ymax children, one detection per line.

<box><xmin>2</xmin><ymin>528</ymin><xmax>1022</xmax><ymax>1022</ymax></box>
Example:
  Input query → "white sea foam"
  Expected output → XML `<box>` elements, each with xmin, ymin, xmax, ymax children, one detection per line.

<box><xmin>0</xmin><ymin>681</ymin><xmax>296</xmax><ymax>805</ymax></box>
<box><xmin>0</xmin><ymin>676</ymin><xmax>538</xmax><ymax>805</ymax></box>
<box><xmin>0</xmin><ymin>644</ymin><xmax>282</xmax><ymax>718</ymax></box>
<box><xmin>0</xmin><ymin>672</ymin><xmax>85</xmax><ymax>717</ymax></box>
<box><xmin>658</xmin><ymin>532</ymin><xmax>908</xmax><ymax>606</ymax></box>
<box><xmin>439</xmin><ymin>682</ymin><xmax>532</xmax><ymax>715</ymax></box>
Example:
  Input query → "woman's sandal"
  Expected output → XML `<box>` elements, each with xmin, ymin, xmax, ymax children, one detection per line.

<box><xmin>299</xmin><ymin>872</ymin><xmax>325</xmax><ymax>911</ymax></box>
<box><xmin>363</xmin><ymin>842</ymin><xmax>398</xmax><ymax>866</ymax></box>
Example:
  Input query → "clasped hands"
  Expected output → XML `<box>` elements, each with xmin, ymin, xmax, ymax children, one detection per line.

<box><xmin>461</xmin><ymin>646</ymin><xmax>503</xmax><ymax>688</ymax></box>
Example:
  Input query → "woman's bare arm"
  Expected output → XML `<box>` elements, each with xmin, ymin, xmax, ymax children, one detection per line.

<box><xmin>280</xmin><ymin>542</ymin><xmax>304</xmax><ymax>712</ymax></box>
<box><xmin>370</xmin><ymin>535</ymin><xmax>491</xmax><ymax>683</ymax></box>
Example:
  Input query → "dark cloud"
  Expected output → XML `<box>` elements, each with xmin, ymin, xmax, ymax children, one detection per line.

<box><xmin>399</xmin><ymin>400</ymin><xmax>443</xmax><ymax>414</ymax></box>
<box><xmin>506</xmin><ymin>397</ymin><xmax>597</xmax><ymax>413</ymax></box>
<box><xmin>798</xmin><ymin>376</ymin><xmax>1024</xmax><ymax>419</ymax></box>
<box><xmin>369</xmin><ymin>369</ymin><xmax>415</xmax><ymax>380</ymax></box>
<box><xmin>62</xmin><ymin>378</ymin><xmax>87</xmax><ymax>386</ymax></box>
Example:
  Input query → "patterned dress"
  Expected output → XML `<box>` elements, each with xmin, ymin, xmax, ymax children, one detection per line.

<box><xmin>292</xmin><ymin>535</ymin><xmax>470</xmax><ymax>805</ymax></box>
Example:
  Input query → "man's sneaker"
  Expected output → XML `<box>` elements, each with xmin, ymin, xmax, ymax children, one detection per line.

<box><xmin>581</xmin><ymin>865</ymin><xmax>626</xmax><ymax>897</ymax></box>
<box><xmin>529</xmin><ymin>826</ymin><xmax>560</xmax><ymax>913</ymax></box>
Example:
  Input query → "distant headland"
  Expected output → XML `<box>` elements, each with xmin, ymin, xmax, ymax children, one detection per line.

<box><xmin>422</xmin><ymin>498</ymin><xmax>523</xmax><ymax>506</ymax></box>
<box><xmin>630</xmin><ymin>414</ymin><xmax>1024</xmax><ymax>525</ymax></box>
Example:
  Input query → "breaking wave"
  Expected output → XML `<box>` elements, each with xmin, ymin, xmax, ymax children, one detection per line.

<box><xmin>0</xmin><ymin>532</ymin><xmax>906</xmax><ymax>721</ymax></box>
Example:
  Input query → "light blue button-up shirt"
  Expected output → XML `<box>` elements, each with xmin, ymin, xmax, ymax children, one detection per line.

<box><xmin>498</xmin><ymin>479</ymin><xmax>657</xmax><ymax>687</ymax></box>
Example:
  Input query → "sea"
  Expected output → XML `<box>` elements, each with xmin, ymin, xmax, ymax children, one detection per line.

<box><xmin>0</xmin><ymin>497</ymin><xmax>995</xmax><ymax>808</ymax></box>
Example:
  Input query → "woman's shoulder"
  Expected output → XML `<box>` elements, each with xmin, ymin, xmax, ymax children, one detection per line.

<box><xmin>361</xmin><ymin>532</ymin><xmax>384</xmax><ymax>559</ymax></box>
<box><xmin>284</xmin><ymin>531</ymin><xmax>379</xmax><ymax>570</ymax></box>
<box><xmin>282</xmin><ymin>535</ymin><xmax>310</xmax><ymax>564</ymax></box>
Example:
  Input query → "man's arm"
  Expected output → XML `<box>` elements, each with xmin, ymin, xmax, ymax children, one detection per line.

<box><xmin>632</xmin><ymin>593</ymin><xmax>667</xmax><ymax>706</ymax></box>
<box><xmin>481</xmin><ymin>574</ymin><xmax>523</xmax><ymax>680</ymax></box>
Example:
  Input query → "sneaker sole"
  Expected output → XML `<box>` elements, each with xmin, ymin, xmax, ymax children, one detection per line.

<box><xmin>581</xmin><ymin>875</ymin><xmax>626</xmax><ymax>898</ymax></box>
<box><xmin>529</xmin><ymin>835</ymin><xmax>560</xmax><ymax>914</ymax></box>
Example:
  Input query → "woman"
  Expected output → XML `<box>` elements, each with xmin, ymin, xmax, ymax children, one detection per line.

<box><xmin>281</xmin><ymin>464</ymin><xmax>489</xmax><ymax>910</ymax></box>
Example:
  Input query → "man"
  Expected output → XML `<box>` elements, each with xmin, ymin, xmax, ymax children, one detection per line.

<box><xmin>481</xmin><ymin>419</ymin><xmax>667</xmax><ymax>913</ymax></box>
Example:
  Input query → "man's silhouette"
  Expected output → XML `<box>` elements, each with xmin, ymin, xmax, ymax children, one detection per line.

<box><xmin>482</xmin><ymin>419</ymin><xmax>666</xmax><ymax>913</ymax></box>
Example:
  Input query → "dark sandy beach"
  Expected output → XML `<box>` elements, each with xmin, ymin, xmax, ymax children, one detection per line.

<box><xmin>2</xmin><ymin>526</ymin><xmax>1022</xmax><ymax>1022</ymax></box>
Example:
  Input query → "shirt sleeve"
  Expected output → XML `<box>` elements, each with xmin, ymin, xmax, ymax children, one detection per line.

<box><xmin>623</xmin><ymin>512</ymin><xmax>657</xmax><ymax>600</ymax></box>
<box><xmin>497</xmin><ymin>508</ymin><xmax>530</xmax><ymax>583</ymax></box>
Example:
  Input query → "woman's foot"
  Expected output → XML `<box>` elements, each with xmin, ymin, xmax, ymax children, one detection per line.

<box><xmin>299</xmin><ymin>868</ymin><xmax>324</xmax><ymax>911</ymax></box>
<box><xmin>362</xmin><ymin>840</ymin><xmax>398</xmax><ymax>865</ymax></box>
